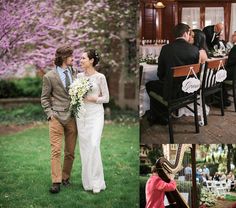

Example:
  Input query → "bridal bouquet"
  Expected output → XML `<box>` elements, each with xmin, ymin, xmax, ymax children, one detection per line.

<box><xmin>69</xmin><ymin>77</ymin><xmax>92</xmax><ymax>116</ymax></box>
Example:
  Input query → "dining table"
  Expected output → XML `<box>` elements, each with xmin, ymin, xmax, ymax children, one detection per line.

<box><xmin>139</xmin><ymin>44</ymin><xmax>163</xmax><ymax>58</ymax></box>
<box><xmin>139</xmin><ymin>62</ymin><xmax>158</xmax><ymax>117</ymax></box>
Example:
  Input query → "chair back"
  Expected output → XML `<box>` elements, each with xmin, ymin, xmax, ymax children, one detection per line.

<box><xmin>164</xmin><ymin>63</ymin><xmax>201</xmax><ymax>102</ymax></box>
<box><xmin>202</xmin><ymin>58</ymin><xmax>227</xmax><ymax>91</ymax></box>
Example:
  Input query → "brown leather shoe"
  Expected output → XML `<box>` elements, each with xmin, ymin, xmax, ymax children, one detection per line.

<box><xmin>49</xmin><ymin>183</ymin><xmax>60</xmax><ymax>193</ymax></box>
<box><xmin>62</xmin><ymin>178</ymin><xmax>70</xmax><ymax>187</ymax></box>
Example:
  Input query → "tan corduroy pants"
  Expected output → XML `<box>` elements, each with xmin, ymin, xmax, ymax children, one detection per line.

<box><xmin>49</xmin><ymin>117</ymin><xmax>77</xmax><ymax>183</ymax></box>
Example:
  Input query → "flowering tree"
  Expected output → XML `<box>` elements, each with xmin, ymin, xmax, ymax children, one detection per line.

<box><xmin>0</xmin><ymin>0</ymin><xmax>137</xmax><ymax>78</ymax></box>
<box><xmin>0</xmin><ymin>0</ymin><xmax>102</xmax><ymax>77</ymax></box>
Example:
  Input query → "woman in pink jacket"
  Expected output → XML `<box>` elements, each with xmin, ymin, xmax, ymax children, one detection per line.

<box><xmin>145</xmin><ymin>166</ymin><xmax>176</xmax><ymax>208</ymax></box>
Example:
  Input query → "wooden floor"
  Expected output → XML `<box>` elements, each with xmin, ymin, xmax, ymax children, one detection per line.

<box><xmin>140</xmin><ymin>100</ymin><xmax>236</xmax><ymax>144</ymax></box>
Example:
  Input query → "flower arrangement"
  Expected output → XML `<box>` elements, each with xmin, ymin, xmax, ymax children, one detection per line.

<box><xmin>139</xmin><ymin>54</ymin><xmax>158</xmax><ymax>64</ymax></box>
<box><xmin>69</xmin><ymin>77</ymin><xmax>93</xmax><ymax>116</ymax></box>
<box><xmin>200</xmin><ymin>187</ymin><xmax>217</xmax><ymax>207</ymax></box>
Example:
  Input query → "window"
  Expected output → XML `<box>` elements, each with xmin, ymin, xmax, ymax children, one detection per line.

<box><xmin>205</xmin><ymin>7</ymin><xmax>224</xmax><ymax>26</ymax></box>
<box><xmin>182</xmin><ymin>7</ymin><xmax>200</xmax><ymax>29</ymax></box>
<box><xmin>170</xmin><ymin>144</ymin><xmax>177</xmax><ymax>150</ymax></box>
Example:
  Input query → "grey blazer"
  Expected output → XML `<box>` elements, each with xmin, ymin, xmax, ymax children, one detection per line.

<box><xmin>41</xmin><ymin>67</ymin><xmax>77</xmax><ymax>125</ymax></box>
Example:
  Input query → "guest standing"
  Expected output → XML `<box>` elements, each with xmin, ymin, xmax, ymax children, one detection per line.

<box><xmin>203</xmin><ymin>23</ymin><xmax>224</xmax><ymax>51</ymax></box>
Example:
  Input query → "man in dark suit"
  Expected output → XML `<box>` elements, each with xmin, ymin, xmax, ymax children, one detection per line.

<box><xmin>203</xmin><ymin>23</ymin><xmax>224</xmax><ymax>51</ymax></box>
<box><xmin>146</xmin><ymin>23</ymin><xmax>199</xmax><ymax>125</ymax></box>
<box><xmin>226</xmin><ymin>33</ymin><xmax>236</xmax><ymax>80</ymax></box>
<box><xmin>221</xmin><ymin>32</ymin><xmax>236</xmax><ymax>106</ymax></box>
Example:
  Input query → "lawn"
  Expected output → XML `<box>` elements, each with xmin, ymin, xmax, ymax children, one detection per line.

<box><xmin>0</xmin><ymin>123</ymin><xmax>139</xmax><ymax>208</ymax></box>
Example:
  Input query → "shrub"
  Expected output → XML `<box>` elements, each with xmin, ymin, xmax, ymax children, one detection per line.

<box><xmin>13</xmin><ymin>77</ymin><xmax>42</xmax><ymax>97</ymax></box>
<box><xmin>0</xmin><ymin>79</ymin><xmax>21</xmax><ymax>98</ymax></box>
<box><xmin>0</xmin><ymin>104</ymin><xmax>45</xmax><ymax>124</ymax></box>
<box><xmin>140</xmin><ymin>164</ymin><xmax>151</xmax><ymax>175</ymax></box>
<box><xmin>0</xmin><ymin>77</ymin><xmax>42</xmax><ymax>98</ymax></box>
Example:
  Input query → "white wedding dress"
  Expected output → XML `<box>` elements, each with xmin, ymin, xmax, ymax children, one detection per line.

<box><xmin>76</xmin><ymin>72</ymin><xmax>109</xmax><ymax>193</ymax></box>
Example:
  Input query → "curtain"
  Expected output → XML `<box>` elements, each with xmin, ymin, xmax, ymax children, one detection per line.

<box><xmin>229</xmin><ymin>3</ymin><xmax>236</xmax><ymax>39</ymax></box>
<box><xmin>205</xmin><ymin>7</ymin><xmax>224</xmax><ymax>26</ymax></box>
<box><xmin>182</xmin><ymin>7</ymin><xmax>200</xmax><ymax>29</ymax></box>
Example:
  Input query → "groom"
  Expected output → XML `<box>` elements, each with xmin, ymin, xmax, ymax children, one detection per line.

<box><xmin>41</xmin><ymin>45</ymin><xmax>77</xmax><ymax>193</ymax></box>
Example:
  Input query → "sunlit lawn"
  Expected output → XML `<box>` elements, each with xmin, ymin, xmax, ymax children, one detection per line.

<box><xmin>0</xmin><ymin>123</ymin><xmax>139</xmax><ymax>208</ymax></box>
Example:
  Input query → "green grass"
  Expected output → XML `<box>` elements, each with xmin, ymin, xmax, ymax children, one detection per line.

<box><xmin>0</xmin><ymin>104</ymin><xmax>137</xmax><ymax>125</ymax></box>
<box><xmin>0</xmin><ymin>123</ymin><xmax>139</xmax><ymax>208</ymax></box>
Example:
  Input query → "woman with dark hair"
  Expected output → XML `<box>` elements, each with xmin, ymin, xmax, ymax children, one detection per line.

<box><xmin>192</xmin><ymin>29</ymin><xmax>209</xmax><ymax>63</ymax></box>
<box><xmin>145</xmin><ymin>166</ymin><xmax>176</xmax><ymax>208</ymax></box>
<box><xmin>76</xmin><ymin>49</ymin><xmax>109</xmax><ymax>194</ymax></box>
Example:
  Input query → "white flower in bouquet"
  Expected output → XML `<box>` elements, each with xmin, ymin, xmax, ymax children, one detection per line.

<box><xmin>69</xmin><ymin>77</ymin><xmax>92</xmax><ymax>116</ymax></box>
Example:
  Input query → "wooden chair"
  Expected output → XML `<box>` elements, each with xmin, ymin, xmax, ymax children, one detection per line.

<box><xmin>223</xmin><ymin>64</ymin><xmax>236</xmax><ymax>112</ymax></box>
<box><xmin>149</xmin><ymin>63</ymin><xmax>201</xmax><ymax>143</ymax></box>
<box><xmin>139</xmin><ymin>65</ymin><xmax>143</xmax><ymax>89</ymax></box>
<box><xmin>201</xmin><ymin>58</ymin><xmax>227</xmax><ymax>125</ymax></box>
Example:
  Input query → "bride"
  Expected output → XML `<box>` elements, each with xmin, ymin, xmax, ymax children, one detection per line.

<box><xmin>76</xmin><ymin>49</ymin><xmax>109</xmax><ymax>193</ymax></box>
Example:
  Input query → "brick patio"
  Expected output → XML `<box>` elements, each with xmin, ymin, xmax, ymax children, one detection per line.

<box><xmin>140</xmin><ymin>99</ymin><xmax>236</xmax><ymax>144</ymax></box>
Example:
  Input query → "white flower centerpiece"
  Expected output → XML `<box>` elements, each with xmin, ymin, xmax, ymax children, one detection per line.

<box><xmin>69</xmin><ymin>77</ymin><xmax>93</xmax><ymax>116</ymax></box>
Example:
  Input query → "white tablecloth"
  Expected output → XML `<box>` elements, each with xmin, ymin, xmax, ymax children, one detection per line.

<box><xmin>139</xmin><ymin>63</ymin><xmax>210</xmax><ymax>122</ymax></box>
<box><xmin>139</xmin><ymin>45</ymin><xmax>163</xmax><ymax>58</ymax></box>
<box><xmin>139</xmin><ymin>63</ymin><xmax>158</xmax><ymax>116</ymax></box>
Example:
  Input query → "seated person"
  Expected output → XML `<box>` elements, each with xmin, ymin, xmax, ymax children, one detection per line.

<box><xmin>145</xmin><ymin>23</ymin><xmax>199</xmax><ymax>125</ymax></box>
<box><xmin>221</xmin><ymin>32</ymin><xmax>236</xmax><ymax>106</ymax></box>
<box><xmin>226</xmin><ymin>31</ymin><xmax>236</xmax><ymax>51</ymax></box>
<box><xmin>218</xmin><ymin>33</ymin><xmax>227</xmax><ymax>52</ymax></box>
<box><xmin>227</xmin><ymin>171</ymin><xmax>235</xmax><ymax>190</ymax></box>
<box><xmin>213</xmin><ymin>172</ymin><xmax>220</xmax><ymax>181</ymax></box>
<box><xmin>192</xmin><ymin>29</ymin><xmax>209</xmax><ymax>63</ymax></box>
<box><xmin>225</xmin><ymin>32</ymin><xmax>236</xmax><ymax>80</ymax></box>
<box><xmin>188</xmin><ymin>30</ymin><xmax>195</xmax><ymax>44</ymax></box>
<box><xmin>145</xmin><ymin>166</ymin><xmax>176</xmax><ymax>208</ymax></box>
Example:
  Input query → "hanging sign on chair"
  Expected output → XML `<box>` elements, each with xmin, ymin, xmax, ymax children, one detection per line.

<box><xmin>216</xmin><ymin>60</ymin><xmax>227</xmax><ymax>82</ymax></box>
<box><xmin>182</xmin><ymin>67</ymin><xmax>201</xmax><ymax>93</ymax></box>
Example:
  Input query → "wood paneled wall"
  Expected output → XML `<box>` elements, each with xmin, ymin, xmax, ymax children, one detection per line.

<box><xmin>139</xmin><ymin>0</ymin><xmax>236</xmax><ymax>43</ymax></box>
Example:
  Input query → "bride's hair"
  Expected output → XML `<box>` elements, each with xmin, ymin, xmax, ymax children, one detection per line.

<box><xmin>86</xmin><ymin>49</ymin><xmax>100</xmax><ymax>66</ymax></box>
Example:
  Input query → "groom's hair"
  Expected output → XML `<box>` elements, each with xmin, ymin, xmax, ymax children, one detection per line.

<box><xmin>54</xmin><ymin>45</ymin><xmax>73</xmax><ymax>67</ymax></box>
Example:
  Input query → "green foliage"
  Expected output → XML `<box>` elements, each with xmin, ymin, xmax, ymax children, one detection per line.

<box><xmin>140</xmin><ymin>164</ymin><xmax>151</xmax><ymax>175</ymax></box>
<box><xmin>225</xmin><ymin>194</ymin><xmax>236</xmax><ymax>201</ymax></box>
<box><xmin>147</xmin><ymin>146</ymin><xmax>164</xmax><ymax>165</ymax></box>
<box><xmin>200</xmin><ymin>187</ymin><xmax>217</xmax><ymax>207</ymax></box>
<box><xmin>0</xmin><ymin>104</ymin><xmax>45</xmax><ymax>124</ymax></box>
<box><xmin>0</xmin><ymin>79</ymin><xmax>20</xmax><ymax>98</ymax></box>
<box><xmin>206</xmin><ymin>163</ymin><xmax>219</xmax><ymax>176</ymax></box>
<box><xmin>0</xmin><ymin>124</ymin><xmax>139</xmax><ymax>208</ymax></box>
<box><xmin>0</xmin><ymin>77</ymin><xmax>42</xmax><ymax>98</ymax></box>
<box><xmin>0</xmin><ymin>103</ymin><xmax>137</xmax><ymax>125</ymax></box>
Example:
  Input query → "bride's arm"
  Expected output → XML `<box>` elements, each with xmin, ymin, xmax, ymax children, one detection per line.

<box><xmin>84</xmin><ymin>74</ymin><xmax>109</xmax><ymax>103</ymax></box>
<box><xmin>96</xmin><ymin>75</ymin><xmax>109</xmax><ymax>104</ymax></box>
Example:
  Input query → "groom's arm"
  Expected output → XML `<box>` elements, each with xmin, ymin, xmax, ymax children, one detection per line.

<box><xmin>41</xmin><ymin>75</ymin><xmax>53</xmax><ymax>120</ymax></box>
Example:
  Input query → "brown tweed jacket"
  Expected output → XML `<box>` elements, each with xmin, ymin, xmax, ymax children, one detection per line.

<box><xmin>41</xmin><ymin>67</ymin><xmax>77</xmax><ymax>125</ymax></box>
